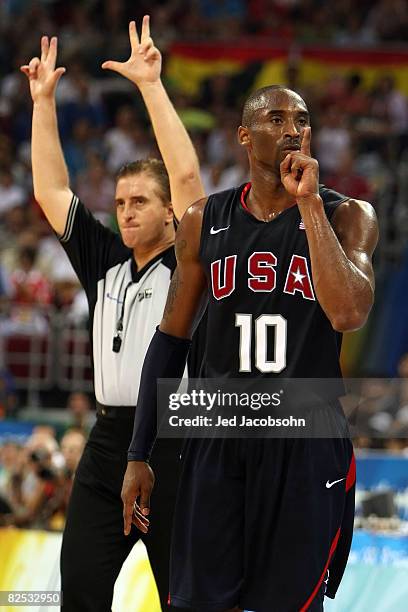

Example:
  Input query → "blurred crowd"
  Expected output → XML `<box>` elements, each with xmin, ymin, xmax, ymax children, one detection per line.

<box><xmin>0</xmin><ymin>392</ymin><xmax>95</xmax><ymax>529</ymax></box>
<box><xmin>351</xmin><ymin>354</ymin><xmax>408</xmax><ymax>453</ymax></box>
<box><xmin>0</xmin><ymin>0</ymin><xmax>407</xmax><ymax>523</ymax></box>
<box><xmin>0</xmin><ymin>3</ymin><xmax>406</xmax><ymax>332</ymax></box>
<box><xmin>0</xmin><ymin>0</ymin><xmax>407</xmax><ymax>62</ymax></box>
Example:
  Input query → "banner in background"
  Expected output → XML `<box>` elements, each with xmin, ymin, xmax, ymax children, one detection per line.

<box><xmin>0</xmin><ymin>529</ymin><xmax>160</xmax><ymax>612</ymax></box>
<box><xmin>1</xmin><ymin>527</ymin><xmax>407</xmax><ymax>612</ymax></box>
<box><xmin>166</xmin><ymin>43</ymin><xmax>408</xmax><ymax>97</ymax></box>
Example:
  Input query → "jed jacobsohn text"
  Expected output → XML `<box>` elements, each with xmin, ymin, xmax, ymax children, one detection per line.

<box><xmin>168</xmin><ymin>389</ymin><xmax>282</xmax><ymax>411</ymax></box>
<box><xmin>168</xmin><ymin>414</ymin><xmax>306</xmax><ymax>428</ymax></box>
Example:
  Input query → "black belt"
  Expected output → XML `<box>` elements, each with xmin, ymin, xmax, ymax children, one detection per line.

<box><xmin>96</xmin><ymin>402</ymin><xmax>135</xmax><ymax>420</ymax></box>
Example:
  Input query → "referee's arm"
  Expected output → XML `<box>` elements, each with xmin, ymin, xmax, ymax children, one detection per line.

<box><xmin>21</xmin><ymin>36</ymin><xmax>73</xmax><ymax>236</ymax></box>
<box><xmin>101</xmin><ymin>16</ymin><xmax>205</xmax><ymax>221</ymax></box>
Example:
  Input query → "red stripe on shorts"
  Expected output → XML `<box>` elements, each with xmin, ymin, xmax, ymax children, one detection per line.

<box><xmin>345</xmin><ymin>453</ymin><xmax>356</xmax><ymax>492</ymax></box>
<box><xmin>299</xmin><ymin>527</ymin><xmax>341</xmax><ymax>612</ymax></box>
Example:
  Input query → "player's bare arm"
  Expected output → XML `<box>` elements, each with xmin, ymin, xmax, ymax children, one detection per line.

<box><xmin>21</xmin><ymin>37</ymin><xmax>72</xmax><ymax>235</ymax></box>
<box><xmin>121</xmin><ymin>198</ymin><xmax>208</xmax><ymax>535</ymax></box>
<box><xmin>102</xmin><ymin>15</ymin><xmax>205</xmax><ymax>220</ymax></box>
<box><xmin>280</xmin><ymin>127</ymin><xmax>378</xmax><ymax>332</ymax></box>
<box><xmin>160</xmin><ymin>198</ymin><xmax>209</xmax><ymax>337</ymax></box>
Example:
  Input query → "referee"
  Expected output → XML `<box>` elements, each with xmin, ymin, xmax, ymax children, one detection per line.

<box><xmin>21</xmin><ymin>17</ymin><xmax>205</xmax><ymax>612</ymax></box>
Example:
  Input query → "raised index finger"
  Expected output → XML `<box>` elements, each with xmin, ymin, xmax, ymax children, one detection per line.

<box><xmin>129</xmin><ymin>20</ymin><xmax>139</xmax><ymax>54</ymax></box>
<box><xmin>300</xmin><ymin>126</ymin><xmax>311</xmax><ymax>157</ymax></box>
<box><xmin>141</xmin><ymin>14</ymin><xmax>150</xmax><ymax>43</ymax></box>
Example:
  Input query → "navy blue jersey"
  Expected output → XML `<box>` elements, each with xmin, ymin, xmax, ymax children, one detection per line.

<box><xmin>199</xmin><ymin>183</ymin><xmax>348</xmax><ymax>379</ymax></box>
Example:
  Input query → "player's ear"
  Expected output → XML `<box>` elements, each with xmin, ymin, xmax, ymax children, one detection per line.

<box><xmin>238</xmin><ymin>126</ymin><xmax>251</xmax><ymax>148</ymax></box>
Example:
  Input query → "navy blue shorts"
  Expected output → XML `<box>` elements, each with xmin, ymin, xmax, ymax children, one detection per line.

<box><xmin>169</xmin><ymin>437</ymin><xmax>355</xmax><ymax>611</ymax></box>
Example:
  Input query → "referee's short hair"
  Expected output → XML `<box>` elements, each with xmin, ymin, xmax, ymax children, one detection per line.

<box><xmin>116</xmin><ymin>159</ymin><xmax>171</xmax><ymax>204</ymax></box>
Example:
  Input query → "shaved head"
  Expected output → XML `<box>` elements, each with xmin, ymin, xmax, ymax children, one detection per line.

<box><xmin>241</xmin><ymin>85</ymin><xmax>307</xmax><ymax>127</ymax></box>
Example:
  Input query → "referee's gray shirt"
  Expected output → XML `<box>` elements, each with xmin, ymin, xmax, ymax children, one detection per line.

<box><xmin>59</xmin><ymin>194</ymin><xmax>177</xmax><ymax>406</ymax></box>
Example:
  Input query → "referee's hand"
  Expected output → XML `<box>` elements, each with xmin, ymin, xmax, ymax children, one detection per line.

<box><xmin>121</xmin><ymin>461</ymin><xmax>155</xmax><ymax>536</ymax></box>
<box><xmin>20</xmin><ymin>36</ymin><xmax>66</xmax><ymax>102</ymax></box>
<box><xmin>101</xmin><ymin>15</ymin><xmax>162</xmax><ymax>88</ymax></box>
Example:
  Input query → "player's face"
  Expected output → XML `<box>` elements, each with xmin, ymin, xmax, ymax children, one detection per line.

<box><xmin>115</xmin><ymin>173</ymin><xmax>173</xmax><ymax>250</ymax></box>
<box><xmin>239</xmin><ymin>90</ymin><xmax>310</xmax><ymax>170</ymax></box>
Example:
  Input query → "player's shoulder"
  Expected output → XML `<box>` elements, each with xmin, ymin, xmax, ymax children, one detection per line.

<box><xmin>331</xmin><ymin>197</ymin><xmax>378</xmax><ymax>250</ymax></box>
<box><xmin>184</xmin><ymin>185</ymin><xmax>241</xmax><ymax>218</ymax></box>
<box><xmin>333</xmin><ymin>197</ymin><xmax>377</xmax><ymax>225</ymax></box>
<box><xmin>319</xmin><ymin>185</ymin><xmax>376</xmax><ymax>224</ymax></box>
<box><xmin>185</xmin><ymin>196</ymin><xmax>209</xmax><ymax>218</ymax></box>
<box><xmin>178</xmin><ymin>184</ymin><xmax>243</xmax><ymax>237</ymax></box>
<box><xmin>337</xmin><ymin>197</ymin><xmax>375</xmax><ymax>215</ymax></box>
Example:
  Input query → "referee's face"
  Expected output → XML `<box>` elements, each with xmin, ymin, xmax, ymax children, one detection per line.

<box><xmin>115</xmin><ymin>172</ymin><xmax>174</xmax><ymax>250</ymax></box>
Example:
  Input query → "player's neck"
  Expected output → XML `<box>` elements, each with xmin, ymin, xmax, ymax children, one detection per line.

<box><xmin>248</xmin><ymin>166</ymin><xmax>295</xmax><ymax>220</ymax></box>
<box><xmin>132</xmin><ymin>232</ymin><xmax>175</xmax><ymax>271</ymax></box>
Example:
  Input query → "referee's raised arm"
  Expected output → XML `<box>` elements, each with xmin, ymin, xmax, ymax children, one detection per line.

<box><xmin>20</xmin><ymin>36</ymin><xmax>73</xmax><ymax>236</ymax></box>
<box><xmin>102</xmin><ymin>15</ymin><xmax>205</xmax><ymax>220</ymax></box>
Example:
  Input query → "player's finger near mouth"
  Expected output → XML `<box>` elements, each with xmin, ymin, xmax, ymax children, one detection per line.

<box><xmin>301</xmin><ymin>126</ymin><xmax>311</xmax><ymax>156</ymax></box>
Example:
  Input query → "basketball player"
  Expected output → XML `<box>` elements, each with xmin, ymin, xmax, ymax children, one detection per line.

<box><xmin>21</xmin><ymin>17</ymin><xmax>205</xmax><ymax>611</ymax></box>
<box><xmin>123</xmin><ymin>85</ymin><xmax>378</xmax><ymax>610</ymax></box>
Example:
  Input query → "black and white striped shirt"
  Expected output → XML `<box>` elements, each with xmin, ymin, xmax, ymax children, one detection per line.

<box><xmin>60</xmin><ymin>194</ymin><xmax>177</xmax><ymax>406</ymax></box>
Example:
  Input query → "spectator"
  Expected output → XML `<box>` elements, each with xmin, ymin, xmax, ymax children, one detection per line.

<box><xmin>104</xmin><ymin>105</ymin><xmax>151</xmax><ymax>173</ymax></box>
<box><xmin>63</xmin><ymin>117</ymin><xmax>100</xmax><ymax>181</ymax></box>
<box><xmin>343</xmin><ymin>74</ymin><xmax>370</xmax><ymax>120</ymax></box>
<box><xmin>0</xmin><ymin>168</ymin><xmax>26</xmax><ymax>218</ymax></box>
<box><xmin>9</xmin><ymin>245</ymin><xmax>52</xmax><ymax>307</ymax></box>
<box><xmin>57</xmin><ymin>70</ymin><xmax>107</xmax><ymax>141</ymax></box>
<box><xmin>2</xmin><ymin>244</ymin><xmax>52</xmax><ymax>335</ymax></box>
<box><xmin>0</xmin><ymin>441</ymin><xmax>21</xmax><ymax>518</ymax></box>
<box><xmin>315</xmin><ymin>106</ymin><xmax>351</xmax><ymax>177</ymax></box>
<box><xmin>10</xmin><ymin>428</ymin><xmax>60</xmax><ymax>528</ymax></box>
<box><xmin>0</xmin><ymin>368</ymin><xmax>18</xmax><ymax>418</ymax></box>
<box><xmin>58</xmin><ymin>429</ymin><xmax>87</xmax><ymax>517</ymax></box>
<box><xmin>370</xmin><ymin>75</ymin><xmax>408</xmax><ymax>152</ymax></box>
<box><xmin>325</xmin><ymin>149</ymin><xmax>373</xmax><ymax>201</ymax></box>
<box><xmin>76</xmin><ymin>154</ymin><xmax>115</xmax><ymax>224</ymax></box>
<box><xmin>66</xmin><ymin>392</ymin><xmax>95</xmax><ymax>434</ymax></box>
<box><xmin>363</xmin><ymin>0</ymin><xmax>408</xmax><ymax>42</ymax></box>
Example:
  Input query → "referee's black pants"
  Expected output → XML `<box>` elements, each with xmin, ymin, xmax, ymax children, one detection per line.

<box><xmin>60</xmin><ymin>407</ymin><xmax>179</xmax><ymax>612</ymax></box>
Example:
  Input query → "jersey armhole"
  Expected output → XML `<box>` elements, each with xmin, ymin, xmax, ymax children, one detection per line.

<box><xmin>198</xmin><ymin>196</ymin><xmax>212</xmax><ymax>264</ymax></box>
<box><xmin>58</xmin><ymin>194</ymin><xmax>80</xmax><ymax>243</ymax></box>
<box><xmin>325</xmin><ymin>196</ymin><xmax>350</xmax><ymax>223</ymax></box>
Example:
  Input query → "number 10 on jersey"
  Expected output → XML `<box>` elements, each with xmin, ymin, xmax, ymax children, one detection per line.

<box><xmin>235</xmin><ymin>314</ymin><xmax>287</xmax><ymax>373</ymax></box>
